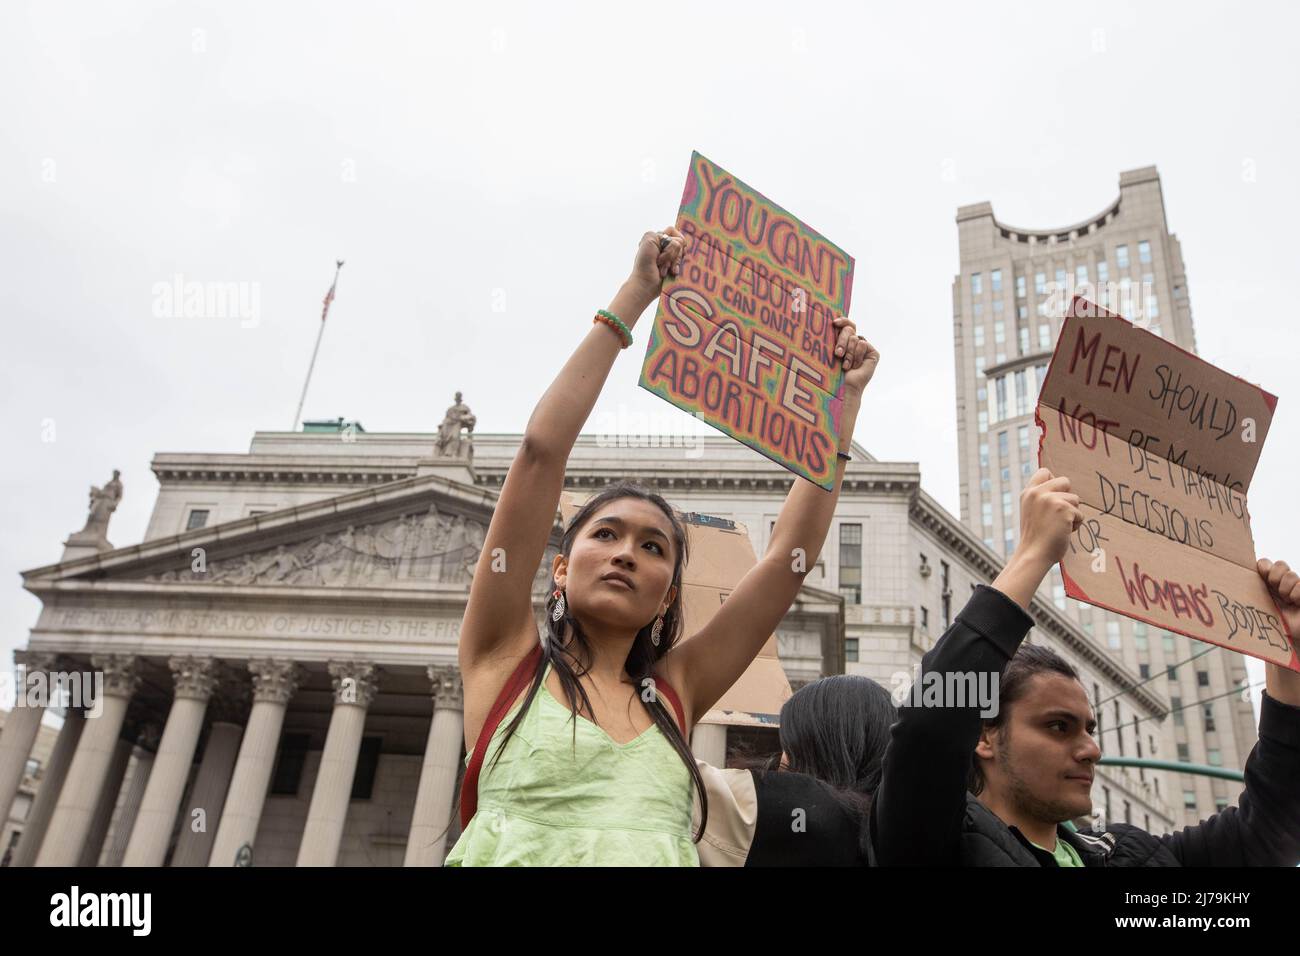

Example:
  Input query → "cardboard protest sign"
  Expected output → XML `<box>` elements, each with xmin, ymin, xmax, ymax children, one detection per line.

<box><xmin>638</xmin><ymin>151</ymin><xmax>855</xmax><ymax>490</ymax></box>
<box><xmin>558</xmin><ymin>493</ymin><xmax>792</xmax><ymax>724</ymax></box>
<box><xmin>1037</xmin><ymin>296</ymin><xmax>1297</xmax><ymax>670</ymax></box>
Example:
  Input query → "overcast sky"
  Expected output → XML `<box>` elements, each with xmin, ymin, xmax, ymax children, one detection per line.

<box><xmin>4</xmin><ymin>1</ymin><xmax>1298</xmax><ymax>710</ymax></box>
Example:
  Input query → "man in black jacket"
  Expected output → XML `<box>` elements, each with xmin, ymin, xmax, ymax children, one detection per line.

<box><xmin>871</xmin><ymin>468</ymin><xmax>1300</xmax><ymax>867</ymax></box>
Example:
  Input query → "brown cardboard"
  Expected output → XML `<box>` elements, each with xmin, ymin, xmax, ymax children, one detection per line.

<box><xmin>1036</xmin><ymin>297</ymin><xmax>1297</xmax><ymax>670</ymax></box>
<box><xmin>559</xmin><ymin>493</ymin><xmax>792</xmax><ymax>723</ymax></box>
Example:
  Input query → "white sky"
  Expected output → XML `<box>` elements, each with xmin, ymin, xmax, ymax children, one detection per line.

<box><xmin>4</xmin><ymin>1</ymin><xmax>1298</xmax><ymax>712</ymax></box>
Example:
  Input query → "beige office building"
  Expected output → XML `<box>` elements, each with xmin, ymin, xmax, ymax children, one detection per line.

<box><xmin>953</xmin><ymin>166</ymin><xmax>1258</xmax><ymax>825</ymax></box>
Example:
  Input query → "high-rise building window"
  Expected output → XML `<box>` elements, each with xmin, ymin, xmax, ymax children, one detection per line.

<box><xmin>995</xmin><ymin>376</ymin><xmax>1007</xmax><ymax>421</ymax></box>
<box><xmin>973</xmin><ymin>302</ymin><xmax>983</xmax><ymax>317</ymax></box>
<box><xmin>973</xmin><ymin>324</ymin><xmax>985</xmax><ymax>348</ymax></box>
<box><xmin>1163</xmin><ymin>633</ymin><xmax>1176</xmax><ymax>653</ymax></box>
<box><xmin>1018</xmin><ymin>305</ymin><xmax>1027</xmax><ymax>320</ymax></box>
<box><xmin>1038</xmin><ymin>324</ymin><xmax>1051</xmax><ymax>349</ymax></box>
<box><xmin>980</xmin><ymin>476</ymin><xmax>991</xmax><ymax>491</ymax></box>
<box><xmin>1116</xmin><ymin>244</ymin><xmax>1129</xmax><ymax>268</ymax></box>
<box><xmin>1034</xmin><ymin>271</ymin><xmax>1046</xmax><ymax>294</ymax></box>
<box><xmin>1177</xmin><ymin>743</ymin><xmax>1189</xmax><ymax>762</ymax></box>
<box><xmin>975</xmin><ymin>356</ymin><xmax>986</xmax><ymax>374</ymax></box>
<box><xmin>1207</xmin><ymin>748</ymin><xmax>1222</xmax><ymax>766</ymax></box>
<box><xmin>1016</xmin><ymin>275</ymin><xmax>1026</xmax><ymax>298</ymax></box>
<box><xmin>1055</xmin><ymin>267</ymin><xmax>1066</xmax><ymax>287</ymax></box>
<box><xmin>1197</xmin><ymin>670</ymin><xmax>1209</xmax><ymax>688</ymax></box>
<box><xmin>838</xmin><ymin>523</ymin><xmax>862</xmax><ymax>604</ymax></box>
<box><xmin>1034</xmin><ymin>363</ymin><xmax>1047</xmax><ymax>391</ymax></box>
<box><xmin>1001</xmin><ymin>490</ymin><xmax>1012</xmax><ymax>517</ymax></box>
<box><xmin>1004</xmin><ymin>527</ymin><xmax>1015</xmax><ymax>555</ymax></box>
<box><xmin>997</xmin><ymin>430</ymin><xmax>1008</xmax><ymax>459</ymax></box>
<box><xmin>1203</xmin><ymin>703</ymin><xmax>1216</xmax><ymax>732</ymax></box>
<box><xmin>1147</xmin><ymin>294</ymin><xmax>1159</xmax><ymax>319</ymax></box>
<box><xmin>993</xmin><ymin>298</ymin><xmax>1003</xmax><ymax>313</ymax></box>
<box><xmin>993</xmin><ymin>319</ymin><xmax>1005</xmax><ymax>344</ymax></box>
<box><xmin>1018</xmin><ymin>326</ymin><xmax>1029</xmax><ymax>354</ymax></box>
<box><xmin>1138</xmin><ymin>240</ymin><xmax>1151</xmax><ymax>264</ymax></box>
<box><xmin>1015</xmin><ymin>369</ymin><xmax>1029</xmax><ymax>415</ymax></box>
<box><xmin>978</xmin><ymin>442</ymin><xmax>989</xmax><ymax>467</ymax></box>
<box><xmin>1139</xmin><ymin>664</ymin><xmax>1150</xmax><ymax>678</ymax></box>
<box><xmin>1000</xmin><ymin>466</ymin><xmax>1010</xmax><ymax>483</ymax></box>
<box><xmin>1021</xmin><ymin>461</ymin><xmax>1032</xmax><ymax>477</ymax></box>
<box><xmin>1097</xmin><ymin>260</ymin><xmax>1109</xmax><ymax>283</ymax></box>
<box><xmin>982</xmin><ymin>502</ymin><xmax>993</xmax><ymax>526</ymax></box>
<box><xmin>991</xmin><ymin>269</ymin><xmax>1002</xmax><ymax>293</ymax></box>
<box><xmin>971</xmin><ymin>273</ymin><xmax>982</xmax><ymax>295</ymax></box>
<box><xmin>1183</xmin><ymin>789</ymin><xmax>1196</xmax><ymax>809</ymax></box>
<box><xmin>1076</xmin><ymin>264</ymin><xmax>1088</xmax><ymax>284</ymax></box>
<box><xmin>1106</xmin><ymin>621</ymin><xmax>1121</xmax><ymax>649</ymax></box>
<box><xmin>1134</xmin><ymin>627</ymin><xmax>1148</xmax><ymax>651</ymax></box>
<box><xmin>1018</xmin><ymin>425</ymin><xmax>1030</xmax><ymax>454</ymax></box>
<box><xmin>845</xmin><ymin>638</ymin><xmax>859</xmax><ymax>662</ymax></box>
<box><xmin>186</xmin><ymin>509</ymin><xmax>210</xmax><ymax>530</ymax></box>
<box><xmin>1171</xmin><ymin>696</ymin><xmax>1183</xmax><ymax>726</ymax></box>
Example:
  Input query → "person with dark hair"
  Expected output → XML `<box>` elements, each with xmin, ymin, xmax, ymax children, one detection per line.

<box><xmin>446</xmin><ymin>226</ymin><xmax>879</xmax><ymax>865</ymax></box>
<box><xmin>872</xmin><ymin>467</ymin><xmax>1300</xmax><ymax>867</ymax></box>
<box><xmin>696</xmin><ymin>674</ymin><xmax>897</xmax><ymax>866</ymax></box>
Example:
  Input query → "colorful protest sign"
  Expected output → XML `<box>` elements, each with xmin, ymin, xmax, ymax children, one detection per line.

<box><xmin>1037</xmin><ymin>296</ymin><xmax>1297</xmax><ymax>670</ymax></box>
<box><xmin>638</xmin><ymin>152</ymin><xmax>855</xmax><ymax>490</ymax></box>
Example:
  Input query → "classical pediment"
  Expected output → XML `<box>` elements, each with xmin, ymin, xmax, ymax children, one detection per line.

<box><xmin>22</xmin><ymin>474</ymin><xmax>560</xmax><ymax>596</ymax></box>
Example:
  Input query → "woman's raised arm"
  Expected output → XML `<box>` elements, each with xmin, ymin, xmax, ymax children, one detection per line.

<box><xmin>458</xmin><ymin>228</ymin><xmax>688</xmax><ymax>680</ymax></box>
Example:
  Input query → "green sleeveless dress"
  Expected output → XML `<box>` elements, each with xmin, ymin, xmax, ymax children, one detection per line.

<box><xmin>445</xmin><ymin>666</ymin><xmax>699</xmax><ymax>866</ymax></box>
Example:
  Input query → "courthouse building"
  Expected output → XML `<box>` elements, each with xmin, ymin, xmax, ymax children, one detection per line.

<box><xmin>0</xmin><ymin>396</ymin><xmax>1174</xmax><ymax>866</ymax></box>
<box><xmin>953</xmin><ymin>166</ymin><xmax>1258</xmax><ymax>825</ymax></box>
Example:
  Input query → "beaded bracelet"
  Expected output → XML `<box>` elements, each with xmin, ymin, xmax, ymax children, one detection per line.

<box><xmin>593</xmin><ymin>309</ymin><xmax>633</xmax><ymax>348</ymax></box>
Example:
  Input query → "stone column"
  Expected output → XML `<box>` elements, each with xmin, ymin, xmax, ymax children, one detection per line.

<box><xmin>691</xmin><ymin>722</ymin><xmax>727</xmax><ymax>768</ymax></box>
<box><xmin>10</xmin><ymin>708</ymin><xmax>85</xmax><ymax>867</ymax></box>
<box><xmin>36</xmin><ymin>654</ymin><xmax>140</xmax><ymax>867</ymax></box>
<box><xmin>0</xmin><ymin>651</ymin><xmax>58</xmax><ymax>826</ymax></box>
<box><xmin>170</xmin><ymin>716</ymin><xmax>244</xmax><ymax>867</ymax></box>
<box><xmin>123</xmin><ymin>657</ymin><xmax>218</xmax><ymax>867</ymax></box>
<box><xmin>295</xmin><ymin>662</ymin><xmax>378</xmax><ymax>867</ymax></box>
<box><xmin>79</xmin><ymin>734</ymin><xmax>136</xmax><ymax>867</ymax></box>
<box><xmin>99</xmin><ymin>727</ymin><xmax>159</xmax><ymax>866</ymax></box>
<box><xmin>208</xmin><ymin>660</ymin><xmax>300</xmax><ymax>866</ymax></box>
<box><xmin>405</xmin><ymin>664</ymin><xmax>464</xmax><ymax>867</ymax></box>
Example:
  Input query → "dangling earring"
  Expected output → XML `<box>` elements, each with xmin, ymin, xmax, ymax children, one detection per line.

<box><xmin>551</xmin><ymin>588</ymin><xmax>567</xmax><ymax>622</ymax></box>
<box><xmin>650</xmin><ymin>615</ymin><xmax>663</xmax><ymax>646</ymax></box>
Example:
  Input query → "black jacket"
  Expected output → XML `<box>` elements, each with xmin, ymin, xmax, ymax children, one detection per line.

<box><xmin>696</xmin><ymin>762</ymin><xmax>868</xmax><ymax>866</ymax></box>
<box><xmin>871</xmin><ymin>584</ymin><xmax>1300</xmax><ymax>867</ymax></box>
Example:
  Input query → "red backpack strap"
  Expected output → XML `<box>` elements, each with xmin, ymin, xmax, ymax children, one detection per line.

<box><xmin>460</xmin><ymin>643</ymin><xmax>543</xmax><ymax>829</ymax></box>
<box><xmin>653</xmin><ymin>675</ymin><xmax>687</xmax><ymax>736</ymax></box>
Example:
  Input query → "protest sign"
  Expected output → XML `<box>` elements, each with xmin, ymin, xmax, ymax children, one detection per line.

<box><xmin>1037</xmin><ymin>296</ymin><xmax>1297</xmax><ymax>670</ymax></box>
<box><xmin>638</xmin><ymin>151</ymin><xmax>855</xmax><ymax>490</ymax></box>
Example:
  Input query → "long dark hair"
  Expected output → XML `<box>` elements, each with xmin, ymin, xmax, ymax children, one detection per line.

<box><xmin>777</xmin><ymin>674</ymin><xmax>897</xmax><ymax>816</ymax></box>
<box><xmin>488</xmin><ymin>482</ymin><xmax>708</xmax><ymax>841</ymax></box>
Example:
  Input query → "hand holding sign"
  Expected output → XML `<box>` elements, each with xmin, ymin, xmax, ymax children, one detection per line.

<box><xmin>625</xmin><ymin>226</ymin><xmax>690</xmax><ymax>317</ymax></box>
<box><xmin>1018</xmin><ymin>468</ymin><xmax>1084</xmax><ymax>568</ymax></box>
<box><xmin>831</xmin><ymin>317</ymin><xmax>880</xmax><ymax>395</ymax></box>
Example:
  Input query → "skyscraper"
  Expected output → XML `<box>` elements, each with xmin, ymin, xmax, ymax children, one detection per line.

<box><xmin>953</xmin><ymin>167</ymin><xmax>1257</xmax><ymax>825</ymax></box>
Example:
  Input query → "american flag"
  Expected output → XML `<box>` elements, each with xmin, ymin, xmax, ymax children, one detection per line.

<box><xmin>321</xmin><ymin>259</ymin><xmax>344</xmax><ymax>321</ymax></box>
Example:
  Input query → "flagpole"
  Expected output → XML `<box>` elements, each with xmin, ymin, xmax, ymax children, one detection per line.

<box><xmin>292</xmin><ymin>259</ymin><xmax>344</xmax><ymax>431</ymax></box>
